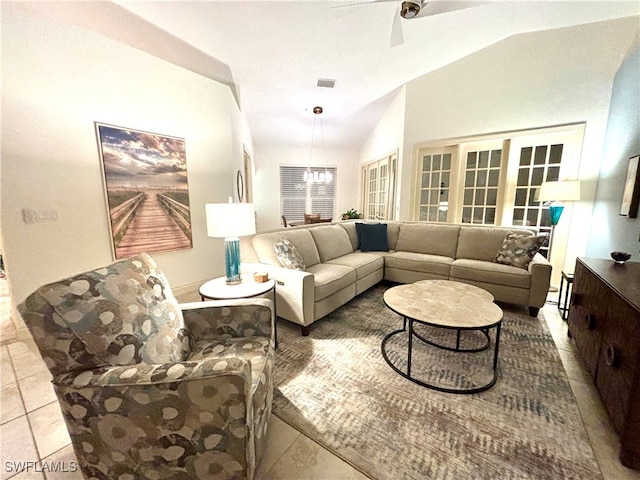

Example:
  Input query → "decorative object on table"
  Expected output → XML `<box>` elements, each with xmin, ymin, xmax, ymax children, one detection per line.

<box><xmin>205</xmin><ymin>198</ymin><xmax>256</xmax><ymax>284</ymax></box>
<box><xmin>536</xmin><ymin>180</ymin><xmax>581</xmax><ymax>261</ymax></box>
<box><xmin>273</xmin><ymin>284</ymin><xmax>601</xmax><ymax>479</ymax></box>
<box><xmin>620</xmin><ymin>155</ymin><xmax>640</xmax><ymax>218</ymax></box>
<box><xmin>303</xmin><ymin>213</ymin><xmax>321</xmax><ymax>224</ymax></box>
<box><xmin>341</xmin><ymin>208</ymin><xmax>361</xmax><ymax>220</ymax></box>
<box><xmin>253</xmin><ymin>272</ymin><xmax>269</xmax><ymax>283</ymax></box>
<box><xmin>95</xmin><ymin>123</ymin><xmax>193</xmax><ymax>259</ymax></box>
<box><xmin>17</xmin><ymin>253</ymin><xmax>275</xmax><ymax>480</ymax></box>
<box><xmin>611</xmin><ymin>251</ymin><xmax>631</xmax><ymax>264</ymax></box>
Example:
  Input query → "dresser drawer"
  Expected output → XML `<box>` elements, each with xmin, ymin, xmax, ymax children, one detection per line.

<box><xmin>568</xmin><ymin>262</ymin><xmax>607</xmax><ymax>377</ymax></box>
<box><xmin>596</xmin><ymin>300</ymin><xmax>640</xmax><ymax>435</ymax></box>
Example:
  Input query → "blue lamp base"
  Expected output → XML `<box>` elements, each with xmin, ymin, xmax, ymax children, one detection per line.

<box><xmin>549</xmin><ymin>204</ymin><xmax>564</xmax><ymax>226</ymax></box>
<box><xmin>224</xmin><ymin>237</ymin><xmax>242</xmax><ymax>284</ymax></box>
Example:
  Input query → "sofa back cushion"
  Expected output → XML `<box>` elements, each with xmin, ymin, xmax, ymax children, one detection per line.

<box><xmin>310</xmin><ymin>225</ymin><xmax>354</xmax><ymax>262</ymax></box>
<box><xmin>339</xmin><ymin>222</ymin><xmax>359</xmax><ymax>250</ymax></box>
<box><xmin>386</xmin><ymin>222</ymin><xmax>401</xmax><ymax>250</ymax></box>
<box><xmin>456</xmin><ymin>226</ymin><xmax>535</xmax><ymax>261</ymax></box>
<box><xmin>396</xmin><ymin>223</ymin><xmax>460</xmax><ymax>257</ymax></box>
<box><xmin>252</xmin><ymin>229</ymin><xmax>321</xmax><ymax>267</ymax></box>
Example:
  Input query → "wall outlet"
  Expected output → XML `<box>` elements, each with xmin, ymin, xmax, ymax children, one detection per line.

<box><xmin>22</xmin><ymin>208</ymin><xmax>58</xmax><ymax>224</ymax></box>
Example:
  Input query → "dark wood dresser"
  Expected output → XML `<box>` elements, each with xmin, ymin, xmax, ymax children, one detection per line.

<box><xmin>568</xmin><ymin>257</ymin><xmax>640</xmax><ymax>469</ymax></box>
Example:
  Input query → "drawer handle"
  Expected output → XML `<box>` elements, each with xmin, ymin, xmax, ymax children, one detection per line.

<box><xmin>570</xmin><ymin>292</ymin><xmax>580</xmax><ymax>306</ymax></box>
<box><xmin>605</xmin><ymin>344</ymin><xmax>617</xmax><ymax>367</ymax></box>
<box><xmin>584</xmin><ymin>313</ymin><xmax>595</xmax><ymax>330</ymax></box>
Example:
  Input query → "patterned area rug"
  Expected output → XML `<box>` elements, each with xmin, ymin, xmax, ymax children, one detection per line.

<box><xmin>272</xmin><ymin>283</ymin><xmax>601</xmax><ymax>480</ymax></box>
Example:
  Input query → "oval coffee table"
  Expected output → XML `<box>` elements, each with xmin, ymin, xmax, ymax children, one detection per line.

<box><xmin>381</xmin><ymin>280</ymin><xmax>504</xmax><ymax>394</ymax></box>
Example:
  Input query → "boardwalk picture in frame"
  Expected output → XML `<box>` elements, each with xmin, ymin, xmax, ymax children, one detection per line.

<box><xmin>96</xmin><ymin>123</ymin><xmax>193</xmax><ymax>259</ymax></box>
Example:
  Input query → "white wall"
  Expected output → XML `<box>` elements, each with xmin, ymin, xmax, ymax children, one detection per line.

<box><xmin>587</xmin><ymin>36</ymin><xmax>640</xmax><ymax>260</ymax></box>
<box><xmin>1</xmin><ymin>4</ymin><xmax>252</xmax><ymax>303</ymax></box>
<box><xmin>253</xmin><ymin>146</ymin><xmax>359</xmax><ymax>231</ymax></box>
<box><xmin>358</xmin><ymin>87</ymin><xmax>407</xmax><ymax>220</ymax></box>
<box><xmin>396</xmin><ymin>17</ymin><xmax>638</xmax><ymax>282</ymax></box>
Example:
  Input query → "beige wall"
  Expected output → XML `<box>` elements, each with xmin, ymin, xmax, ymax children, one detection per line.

<box><xmin>253</xmin><ymin>146</ymin><xmax>360</xmax><ymax>231</ymax></box>
<box><xmin>1</xmin><ymin>4</ymin><xmax>252</xmax><ymax>303</ymax></box>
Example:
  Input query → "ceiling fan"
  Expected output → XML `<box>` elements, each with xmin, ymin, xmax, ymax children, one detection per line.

<box><xmin>333</xmin><ymin>0</ymin><xmax>481</xmax><ymax>47</ymax></box>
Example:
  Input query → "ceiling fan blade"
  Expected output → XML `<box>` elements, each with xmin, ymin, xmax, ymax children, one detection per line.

<box><xmin>331</xmin><ymin>0</ymin><xmax>394</xmax><ymax>19</ymax></box>
<box><xmin>390</xmin><ymin>7</ymin><xmax>404</xmax><ymax>47</ymax></box>
<box><xmin>417</xmin><ymin>0</ymin><xmax>485</xmax><ymax>18</ymax></box>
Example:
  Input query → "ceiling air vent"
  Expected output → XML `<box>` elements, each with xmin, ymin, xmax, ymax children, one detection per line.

<box><xmin>317</xmin><ymin>78</ymin><xmax>336</xmax><ymax>89</ymax></box>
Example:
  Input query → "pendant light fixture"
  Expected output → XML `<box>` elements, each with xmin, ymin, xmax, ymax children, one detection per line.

<box><xmin>304</xmin><ymin>106</ymin><xmax>333</xmax><ymax>184</ymax></box>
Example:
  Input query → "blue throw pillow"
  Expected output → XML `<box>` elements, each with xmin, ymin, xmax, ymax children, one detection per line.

<box><xmin>356</xmin><ymin>222</ymin><xmax>389</xmax><ymax>252</ymax></box>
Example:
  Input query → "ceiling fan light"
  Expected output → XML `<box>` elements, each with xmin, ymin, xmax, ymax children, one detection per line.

<box><xmin>400</xmin><ymin>1</ymin><xmax>421</xmax><ymax>19</ymax></box>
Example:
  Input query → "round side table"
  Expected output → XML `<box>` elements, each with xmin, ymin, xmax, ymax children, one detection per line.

<box><xmin>199</xmin><ymin>276</ymin><xmax>277</xmax><ymax>347</ymax></box>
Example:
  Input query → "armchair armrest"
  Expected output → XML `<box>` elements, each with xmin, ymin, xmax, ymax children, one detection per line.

<box><xmin>181</xmin><ymin>298</ymin><xmax>274</xmax><ymax>342</ymax></box>
<box><xmin>53</xmin><ymin>358</ymin><xmax>255</xmax><ymax>479</ymax></box>
<box><xmin>55</xmin><ymin>356</ymin><xmax>252</xmax><ymax>389</ymax></box>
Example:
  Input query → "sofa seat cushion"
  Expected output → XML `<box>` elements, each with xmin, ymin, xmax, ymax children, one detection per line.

<box><xmin>326</xmin><ymin>252</ymin><xmax>384</xmax><ymax>280</ymax></box>
<box><xmin>310</xmin><ymin>225</ymin><xmax>354</xmax><ymax>262</ymax></box>
<box><xmin>450</xmin><ymin>259</ymin><xmax>531</xmax><ymax>288</ymax></box>
<box><xmin>190</xmin><ymin>336</ymin><xmax>271</xmax><ymax>399</ymax></box>
<box><xmin>384</xmin><ymin>251</ymin><xmax>453</xmax><ymax>276</ymax></box>
<box><xmin>306</xmin><ymin>263</ymin><xmax>356</xmax><ymax>301</ymax></box>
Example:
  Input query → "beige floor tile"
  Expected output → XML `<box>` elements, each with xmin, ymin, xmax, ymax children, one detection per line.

<box><xmin>18</xmin><ymin>370</ymin><xmax>56</xmax><ymax>413</ymax></box>
<box><xmin>42</xmin><ymin>445</ymin><xmax>83</xmax><ymax>480</ymax></box>
<box><xmin>27</xmin><ymin>402</ymin><xmax>71</xmax><ymax>460</ymax></box>
<box><xmin>7</xmin><ymin>470</ymin><xmax>45</xmax><ymax>480</ymax></box>
<box><xmin>261</xmin><ymin>435</ymin><xmax>370</xmax><ymax>480</ymax></box>
<box><xmin>570</xmin><ymin>381</ymin><xmax>640</xmax><ymax>480</ymax></box>
<box><xmin>1</xmin><ymin>382</ymin><xmax>25</xmax><ymax>425</ymax></box>
<box><xmin>0</xmin><ymin>415</ymin><xmax>40</xmax><ymax>480</ymax></box>
<box><xmin>1</xmin><ymin>346</ymin><xmax>16</xmax><ymax>387</ymax></box>
<box><xmin>255</xmin><ymin>415</ymin><xmax>303</xmax><ymax>479</ymax></box>
<box><xmin>7</xmin><ymin>340</ymin><xmax>48</xmax><ymax>381</ymax></box>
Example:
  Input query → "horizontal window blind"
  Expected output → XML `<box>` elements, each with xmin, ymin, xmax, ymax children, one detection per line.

<box><xmin>280</xmin><ymin>166</ymin><xmax>337</xmax><ymax>223</ymax></box>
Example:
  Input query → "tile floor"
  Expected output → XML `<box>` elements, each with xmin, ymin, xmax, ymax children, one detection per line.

<box><xmin>1</xmin><ymin>278</ymin><xmax>640</xmax><ymax>480</ymax></box>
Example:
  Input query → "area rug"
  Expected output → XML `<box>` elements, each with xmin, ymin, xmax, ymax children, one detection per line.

<box><xmin>272</xmin><ymin>283</ymin><xmax>601</xmax><ymax>479</ymax></box>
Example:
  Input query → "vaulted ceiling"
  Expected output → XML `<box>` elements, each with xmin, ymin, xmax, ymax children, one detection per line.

<box><xmin>34</xmin><ymin>1</ymin><xmax>640</xmax><ymax>149</ymax></box>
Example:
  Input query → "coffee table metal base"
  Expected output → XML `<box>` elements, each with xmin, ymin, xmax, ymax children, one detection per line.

<box><xmin>381</xmin><ymin>318</ymin><xmax>502</xmax><ymax>395</ymax></box>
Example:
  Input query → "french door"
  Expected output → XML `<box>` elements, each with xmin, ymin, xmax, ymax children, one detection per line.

<box><xmin>361</xmin><ymin>153</ymin><xmax>397</xmax><ymax>220</ymax></box>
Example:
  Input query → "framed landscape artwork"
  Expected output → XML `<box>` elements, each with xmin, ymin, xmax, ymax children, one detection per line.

<box><xmin>621</xmin><ymin>154</ymin><xmax>640</xmax><ymax>218</ymax></box>
<box><xmin>95</xmin><ymin>123</ymin><xmax>193</xmax><ymax>259</ymax></box>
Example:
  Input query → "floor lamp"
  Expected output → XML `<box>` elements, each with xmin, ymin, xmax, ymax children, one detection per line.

<box><xmin>537</xmin><ymin>180</ymin><xmax>581</xmax><ymax>287</ymax></box>
<box><xmin>206</xmin><ymin>199</ymin><xmax>256</xmax><ymax>284</ymax></box>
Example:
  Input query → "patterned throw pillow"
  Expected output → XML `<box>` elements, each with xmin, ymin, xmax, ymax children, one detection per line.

<box><xmin>495</xmin><ymin>233</ymin><xmax>547</xmax><ymax>269</ymax></box>
<box><xmin>274</xmin><ymin>238</ymin><xmax>305</xmax><ymax>270</ymax></box>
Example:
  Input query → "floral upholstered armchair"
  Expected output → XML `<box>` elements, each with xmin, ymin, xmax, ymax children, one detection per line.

<box><xmin>17</xmin><ymin>253</ymin><xmax>275</xmax><ymax>480</ymax></box>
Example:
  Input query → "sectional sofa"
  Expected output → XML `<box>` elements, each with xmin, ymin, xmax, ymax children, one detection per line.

<box><xmin>240</xmin><ymin>221</ymin><xmax>551</xmax><ymax>335</ymax></box>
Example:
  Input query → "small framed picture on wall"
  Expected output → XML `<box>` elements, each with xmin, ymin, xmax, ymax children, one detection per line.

<box><xmin>620</xmin><ymin>155</ymin><xmax>640</xmax><ymax>218</ymax></box>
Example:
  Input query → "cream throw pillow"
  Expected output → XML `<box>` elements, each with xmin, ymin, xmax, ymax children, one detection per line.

<box><xmin>274</xmin><ymin>238</ymin><xmax>305</xmax><ymax>270</ymax></box>
<box><xmin>495</xmin><ymin>233</ymin><xmax>546</xmax><ymax>269</ymax></box>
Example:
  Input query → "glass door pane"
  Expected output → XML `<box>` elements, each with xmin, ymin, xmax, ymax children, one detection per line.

<box><xmin>418</xmin><ymin>152</ymin><xmax>452</xmax><ymax>222</ymax></box>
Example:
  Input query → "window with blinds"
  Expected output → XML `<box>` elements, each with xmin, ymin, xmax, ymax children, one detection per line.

<box><xmin>280</xmin><ymin>166</ymin><xmax>337</xmax><ymax>224</ymax></box>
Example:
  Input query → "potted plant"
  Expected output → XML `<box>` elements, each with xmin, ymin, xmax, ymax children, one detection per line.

<box><xmin>341</xmin><ymin>209</ymin><xmax>362</xmax><ymax>220</ymax></box>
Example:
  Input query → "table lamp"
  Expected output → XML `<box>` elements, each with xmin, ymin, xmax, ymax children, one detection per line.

<box><xmin>537</xmin><ymin>180</ymin><xmax>581</xmax><ymax>261</ymax></box>
<box><xmin>205</xmin><ymin>199</ymin><xmax>256</xmax><ymax>284</ymax></box>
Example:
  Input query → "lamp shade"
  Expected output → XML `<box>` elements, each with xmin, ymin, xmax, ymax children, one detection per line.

<box><xmin>537</xmin><ymin>180</ymin><xmax>581</xmax><ymax>203</ymax></box>
<box><xmin>206</xmin><ymin>202</ymin><xmax>256</xmax><ymax>238</ymax></box>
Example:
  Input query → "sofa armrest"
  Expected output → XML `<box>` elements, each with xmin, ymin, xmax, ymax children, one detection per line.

<box><xmin>242</xmin><ymin>262</ymin><xmax>315</xmax><ymax>327</ymax></box>
<box><xmin>181</xmin><ymin>298</ymin><xmax>274</xmax><ymax>341</ymax></box>
<box><xmin>528</xmin><ymin>253</ymin><xmax>552</xmax><ymax>308</ymax></box>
